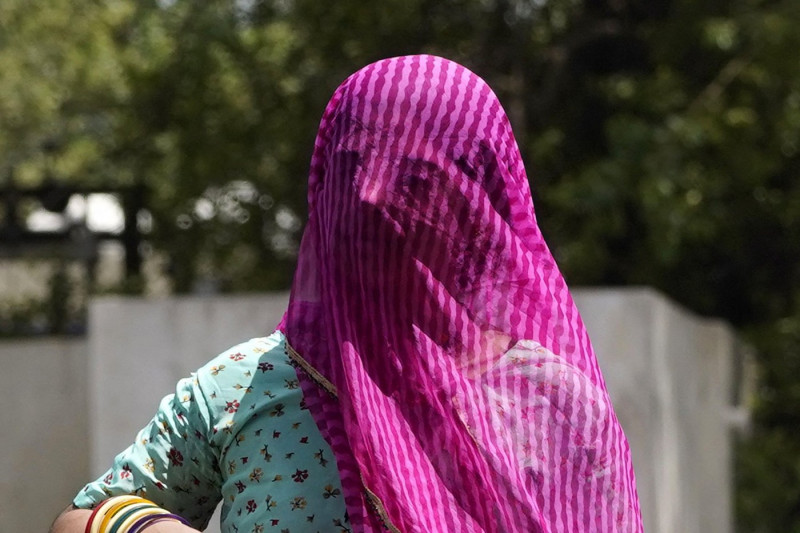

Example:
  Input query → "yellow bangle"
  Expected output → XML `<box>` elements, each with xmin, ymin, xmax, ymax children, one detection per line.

<box><xmin>89</xmin><ymin>496</ymin><xmax>152</xmax><ymax>533</ymax></box>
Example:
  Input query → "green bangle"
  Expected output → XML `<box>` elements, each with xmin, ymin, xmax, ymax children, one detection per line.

<box><xmin>106</xmin><ymin>503</ymin><xmax>161</xmax><ymax>533</ymax></box>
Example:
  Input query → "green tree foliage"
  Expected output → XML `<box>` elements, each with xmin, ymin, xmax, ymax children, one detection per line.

<box><xmin>2</xmin><ymin>0</ymin><xmax>800</xmax><ymax>528</ymax></box>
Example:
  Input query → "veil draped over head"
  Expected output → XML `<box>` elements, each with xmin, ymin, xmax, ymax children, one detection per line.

<box><xmin>281</xmin><ymin>55</ymin><xmax>642</xmax><ymax>532</ymax></box>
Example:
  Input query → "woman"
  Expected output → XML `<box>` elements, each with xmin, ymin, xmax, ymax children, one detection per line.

<box><xmin>52</xmin><ymin>55</ymin><xmax>642</xmax><ymax>533</ymax></box>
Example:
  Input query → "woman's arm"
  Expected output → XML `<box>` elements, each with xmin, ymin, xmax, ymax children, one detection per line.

<box><xmin>49</xmin><ymin>505</ymin><xmax>90</xmax><ymax>533</ymax></box>
<box><xmin>50</xmin><ymin>504</ymin><xmax>199</xmax><ymax>533</ymax></box>
<box><xmin>77</xmin><ymin>373</ymin><xmax>224</xmax><ymax>527</ymax></box>
<box><xmin>62</xmin><ymin>372</ymin><xmax>223</xmax><ymax>531</ymax></box>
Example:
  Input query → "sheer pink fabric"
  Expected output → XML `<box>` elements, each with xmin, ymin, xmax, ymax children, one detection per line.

<box><xmin>281</xmin><ymin>55</ymin><xmax>642</xmax><ymax>532</ymax></box>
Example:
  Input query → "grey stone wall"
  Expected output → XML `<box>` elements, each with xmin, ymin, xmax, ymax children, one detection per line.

<box><xmin>1</xmin><ymin>289</ymin><xmax>742</xmax><ymax>532</ymax></box>
<box><xmin>0</xmin><ymin>338</ymin><xmax>89</xmax><ymax>533</ymax></box>
<box><xmin>575</xmin><ymin>288</ymin><xmax>738</xmax><ymax>533</ymax></box>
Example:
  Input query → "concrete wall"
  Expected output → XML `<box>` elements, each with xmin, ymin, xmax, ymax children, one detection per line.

<box><xmin>575</xmin><ymin>288</ymin><xmax>736</xmax><ymax>533</ymax></box>
<box><xmin>0</xmin><ymin>338</ymin><xmax>89</xmax><ymax>533</ymax></box>
<box><xmin>87</xmin><ymin>294</ymin><xmax>288</xmax><ymax>477</ymax></box>
<box><xmin>1</xmin><ymin>289</ymin><xmax>741</xmax><ymax>532</ymax></box>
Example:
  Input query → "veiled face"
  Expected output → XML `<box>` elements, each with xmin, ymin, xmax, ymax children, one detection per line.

<box><xmin>309</xmin><ymin>56</ymin><xmax>542</xmax><ymax>359</ymax></box>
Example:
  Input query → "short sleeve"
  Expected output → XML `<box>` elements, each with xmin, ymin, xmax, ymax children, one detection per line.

<box><xmin>73</xmin><ymin>374</ymin><xmax>222</xmax><ymax>530</ymax></box>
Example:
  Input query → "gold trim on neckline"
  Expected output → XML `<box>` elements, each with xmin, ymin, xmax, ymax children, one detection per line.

<box><xmin>284</xmin><ymin>339</ymin><xmax>338</xmax><ymax>398</ymax></box>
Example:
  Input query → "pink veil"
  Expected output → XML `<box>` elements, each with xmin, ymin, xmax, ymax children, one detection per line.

<box><xmin>281</xmin><ymin>55</ymin><xmax>642</xmax><ymax>532</ymax></box>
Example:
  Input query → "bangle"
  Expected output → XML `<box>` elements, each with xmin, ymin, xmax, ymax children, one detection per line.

<box><xmin>108</xmin><ymin>504</ymin><xmax>162</xmax><ymax>533</ymax></box>
<box><xmin>84</xmin><ymin>503</ymin><xmax>107</xmax><ymax>533</ymax></box>
<box><xmin>128</xmin><ymin>513</ymin><xmax>192</xmax><ymax>533</ymax></box>
<box><xmin>84</xmin><ymin>495</ymin><xmax>188</xmax><ymax>533</ymax></box>
<box><xmin>87</xmin><ymin>496</ymin><xmax>151</xmax><ymax>533</ymax></box>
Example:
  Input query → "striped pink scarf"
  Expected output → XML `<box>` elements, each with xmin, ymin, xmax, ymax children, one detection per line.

<box><xmin>282</xmin><ymin>55</ymin><xmax>642</xmax><ymax>532</ymax></box>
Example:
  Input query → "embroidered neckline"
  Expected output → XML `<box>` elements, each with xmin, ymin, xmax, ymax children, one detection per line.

<box><xmin>284</xmin><ymin>340</ymin><xmax>338</xmax><ymax>398</ymax></box>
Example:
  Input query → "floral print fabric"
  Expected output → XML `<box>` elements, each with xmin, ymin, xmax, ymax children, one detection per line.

<box><xmin>74</xmin><ymin>331</ymin><xmax>349</xmax><ymax>533</ymax></box>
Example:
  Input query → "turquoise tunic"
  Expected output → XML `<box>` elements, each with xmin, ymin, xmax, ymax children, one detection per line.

<box><xmin>74</xmin><ymin>332</ymin><xmax>349</xmax><ymax>533</ymax></box>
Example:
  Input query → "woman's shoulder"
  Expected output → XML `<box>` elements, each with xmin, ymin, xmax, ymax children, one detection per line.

<box><xmin>212</xmin><ymin>330</ymin><xmax>286</xmax><ymax>361</ymax></box>
<box><xmin>190</xmin><ymin>331</ymin><xmax>300</xmax><ymax>440</ymax></box>
<box><xmin>195</xmin><ymin>330</ymin><xmax>287</xmax><ymax>381</ymax></box>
